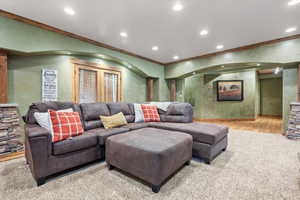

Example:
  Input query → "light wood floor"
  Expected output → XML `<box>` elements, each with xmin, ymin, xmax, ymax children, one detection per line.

<box><xmin>0</xmin><ymin>151</ymin><xmax>24</xmax><ymax>162</ymax></box>
<box><xmin>197</xmin><ymin>116</ymin><xmax>283</xmax><ymax>134</ymax></box>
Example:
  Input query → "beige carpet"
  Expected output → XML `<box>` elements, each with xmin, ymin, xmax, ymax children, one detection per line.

<box><xmin>1</xmin><ymin>130</ymin><xmax>300</xmax><ymax>200</ymax></box>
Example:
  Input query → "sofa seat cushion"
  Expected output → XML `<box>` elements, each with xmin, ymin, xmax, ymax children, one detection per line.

<box><xmin>52</xmin><ymin>134</ymin><xmax>98</xmax><ymax>155</ymax></box>
<box><xmin>150</xmin><ymin>122</ymin><xmax>228</xmax><ymax>145</ymax></box>
<box><xmin>85</xmin><ymin>127</ymin><xmax>129</xmax><ymax>145</ymax></box>
<box><xmin>122</xmin><ymin>122</ymin><xmax>149</xmax><ymax>130</ymax></box>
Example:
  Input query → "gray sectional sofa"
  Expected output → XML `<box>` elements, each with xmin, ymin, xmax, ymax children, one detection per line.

<box><xmin>24</xmin><ymin>101</ymin><xmax>228</xmax><ymax>189</ymax></box>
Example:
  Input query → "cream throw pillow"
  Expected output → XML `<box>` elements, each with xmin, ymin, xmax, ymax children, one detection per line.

<box><xmin>34</xmin><ymin>108</ymin><xmax>73</xmax><ymax>133</ymax></box>
<box><xmin>134</xmin><ymin>103</ymin><xmax>145</xmax><ymax>123</ymax></box>
<box><xmin>100</xmin><ymin>112</ymin><xmax>128</xmax><ymax>129</ymax></box>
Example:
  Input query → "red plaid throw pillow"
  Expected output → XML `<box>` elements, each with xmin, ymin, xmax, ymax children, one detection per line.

<box><xmin>141</xmin><ymin>104</ymin><xmax>161</xmax><ymax>122</ymax></box>
<box><xmin>48</xmin><ymin>110</ymin><xmax>84</xmax><ymax>143</ymax></box>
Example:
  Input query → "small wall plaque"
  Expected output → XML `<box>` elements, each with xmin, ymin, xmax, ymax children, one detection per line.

<box><xmin>42</xmin><ymin>69</ymin><xmax>57</xmax><ymax>101</ymax></box>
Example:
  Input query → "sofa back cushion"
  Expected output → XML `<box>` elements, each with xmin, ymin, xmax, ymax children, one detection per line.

<box><xmin>23</xmin><ymin>101</ymin><xmax>79</xmax><ymax>124</ymax></box>
<box><xmin>161</xmin><ymin>103</ymin><xmax>193</xmax><ymax>123</ymax></box>
<box><xmin>80</xmin><ymin>103</ymin><xmax>110</xmax><ymax>130</ymax></box>
<box><xmin>166</xmin><ymin>103</ymin><xmax>190</xmax><ymax>115</ymax></box>
<box><xmin>107</xmin><ymin>103</ymin><xmax>135</xmax><ymax>123</ymax></box>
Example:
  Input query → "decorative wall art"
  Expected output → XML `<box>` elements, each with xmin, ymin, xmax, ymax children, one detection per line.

<box><xmin>217</xmin><ymin>80</ymin><xmax>243</xmax><ymax>101</ymax></box>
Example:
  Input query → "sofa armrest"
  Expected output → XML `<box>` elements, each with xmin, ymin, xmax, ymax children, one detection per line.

<box><xmin>161</xmin><ymin>103</ymin><xmax>193</xmax><ymax>123</ymax></box>
<box><xmin>25</xmin><ymin>124</ymin><xmax>52</xmax><ymax>180</ymax></box>
<box><xmin>25</xmin><ymin>124</ymin><xmax>51</xmax><ymax>139</ymax></box>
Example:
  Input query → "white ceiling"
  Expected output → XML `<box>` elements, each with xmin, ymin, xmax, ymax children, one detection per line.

<box><xmin>1</xmin><ymin>0</ymin><xmax>300</xmax><ymax>63</ymax></box>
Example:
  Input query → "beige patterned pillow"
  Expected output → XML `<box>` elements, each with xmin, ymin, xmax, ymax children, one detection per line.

<box><xmin>100</xmin><ymin>112</ymin><xmax>128</xmax><ymax>129</ymax></box>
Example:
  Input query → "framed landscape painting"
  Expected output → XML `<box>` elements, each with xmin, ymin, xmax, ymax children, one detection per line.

<box><xmin>217</xmin><ymin>80</ymin><xmax>244</xmax><ymax>101</ymax></box>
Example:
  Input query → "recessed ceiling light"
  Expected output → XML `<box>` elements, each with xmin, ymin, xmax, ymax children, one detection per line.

<box><xmin>192</xmin><ymin>72</ymin><xmax>196</xmax><ymax>75</ymax></box>
<box><xmin>128</xmin><ymin>65</ymin><xmax>132</xmax><ymax>69</ymax></box>
<box><xmin>173</xmin><ymin>56</ymin><xmax>179</xmax><ymax>60</ymax></box>
<box><xmin>152</xmin><ymin>46</ymin><xmax>159</xmax><ymax>51</ymax></box>
<box><xmin>200</xmin><ymin>30</ymin><xmax>208</xmax><ymax>36</ymax></box>
<box><xmin>173</xmin><ymin>3</ymin><xmax>183</xmax><ymax>11</ymax></box>
<box><xmin>64</xmin><ymin>7</ymin><xmax>75</xmax><ymax>15</ymax></box>
<box><xmin>120</xmin><ymin>32</ymin><xmax>128</xmax><ymax>37</ymax></box>
<box><xmin>285</xmin><ymin>27</ymin><xmax>297</xmax><ymax>33</ymax></box>
<box><xmin>216</xmin><ymin>45</ymin><xmax>224</xmax><ymax>50</ymax></box>
<box><xmin>256</xmin><ymin>64</ymin><xmax>261</xmax><ymax>66</ymax></box>
<box><xmin>288</xmin><ymin>0</ymin><xmax>300</xmax><ymax>6</ymax></box>
<box><xmin>221</xmin><ymin>65</ymin><xmax>225</xmax><ymax>68</ymax></box>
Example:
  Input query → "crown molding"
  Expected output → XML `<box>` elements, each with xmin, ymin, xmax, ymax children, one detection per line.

<box><xmin>1</xmin><ymin>9</ymin><xmax>300</xmax><ymax>67</ymax></box>
<box><xmin>0</xmin><ymin>9</ymin><xmax>164</xmax><ymax>65</ymax></box>
<box><xmin>166</xmin><ymin>34</ymin><xmax>300</xmax><ymax>65</ymax></box>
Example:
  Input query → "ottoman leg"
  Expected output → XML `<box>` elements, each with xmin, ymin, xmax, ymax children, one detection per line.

<box><xmin>185</xmin><ymin>160</ymin><xmax>191</xmax><ymax>166</ymax></box>
<box><xmin>204</xmin><ymin>158</ymin><xmax>211</xmax><ymax>165</ymax></box>
<box><xmin>152</xmin><ymin>185</ymin><xmax>161</xmax><ymax>193</ymax></box>
<box><xmin>36</xmin><ymin>177</ymin><xmax>46</xmax><ymax>186</ymax></box>
<box><xmin>222</xmin><ymin>148</ymin><xmax>227</xmax><ymax>152</ymax></box>
<box><xmin>107</xmin><ymin>163</ymin><xmax>114</xmax><ymax>170</ymax></box>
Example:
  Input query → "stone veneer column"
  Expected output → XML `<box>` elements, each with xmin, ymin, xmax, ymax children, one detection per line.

<box><xmin>286</xmin><ymin>102</ymin><xmax>300</xmax><ymax>139</ymax></box>
<box><xmin>298</xmin><ymin>64</ymin><xmax>300</xmax><ymax>101</ymax></box>
<box><xmin>0</xmin><ymin>104</ymin><xmax>24</xmax><ymax>161</ymax></box>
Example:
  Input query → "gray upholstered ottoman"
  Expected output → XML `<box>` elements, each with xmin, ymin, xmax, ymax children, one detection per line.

<box><xmin>105</xmin><ymin>128</ymin><xmax>193</xmax><ymax>193</ymax></box>
<box><xmin>150</xmin><ymin>122</ymin><xmax>229</xmax><ymax>164</ymax></box>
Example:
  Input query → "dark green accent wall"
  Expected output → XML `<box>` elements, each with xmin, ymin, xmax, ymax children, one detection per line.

<box><xmin>260</xmin><ymin>78</ymin><xmax>283</xmax><ymax>116</ymax></box>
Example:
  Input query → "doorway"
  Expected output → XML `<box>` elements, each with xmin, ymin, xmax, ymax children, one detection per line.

<box><xmin>260</xmin><ymin>77</ymin><xmax>283</xmax><ymax>117</ymax></box>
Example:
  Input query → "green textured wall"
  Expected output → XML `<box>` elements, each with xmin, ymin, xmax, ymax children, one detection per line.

<box><xmin>165</xmin><ymin>31</ymin><xmax>300</xmax><ymax>131</ymax></box>
<box><xmin>184</xmin><ymin>71</ymin><xmax>257</xmax><ymax>119</ymax></box>
<box><xmin>2</xmin><ymin>15</ymin><xmax>300</xmax><ymax>131</ymax></box>
<box><xmin>260</xmin><ymin>78</ymin><xmax>282</xmax><ymax>116</ymax></box>
<box><xmin>0</xmin><ymin>16</ymin><xmax>169</xmax><ymax>114</ymax></box>
<box><xmin>283</xmin><ymin>68</ymin><xmax>298</xmax><ymax>132</ymax></box>
<box><xmin>8</xmin><ymin>55</ymin><xmax>150</xmax><ymax>115</ymax></box>
<box><xmin>176</xmin><ymin>79</ymin><xmax>185</xmax><ymax>102</ymax></box>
